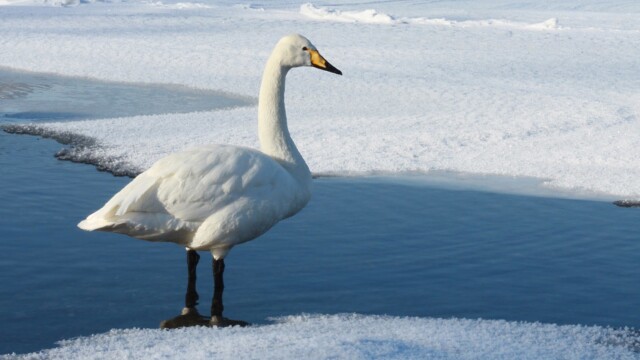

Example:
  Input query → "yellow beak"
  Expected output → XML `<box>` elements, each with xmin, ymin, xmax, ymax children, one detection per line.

<box><xmin>308</xmin><ymin>49</ymin><xmax>342</xmax><ymax>75</ymax></box>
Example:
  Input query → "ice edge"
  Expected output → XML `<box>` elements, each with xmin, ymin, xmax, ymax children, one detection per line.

<box><xmin>2</xmin><ymin>123</ymin><xmax>141</xmax><ymax>178</ymax></box>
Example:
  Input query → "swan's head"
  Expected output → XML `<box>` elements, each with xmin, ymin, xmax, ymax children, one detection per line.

<box><xmin>274</xmin><ymin>34</ymin><xmax>342</xmax><ymax>75</ymax></box>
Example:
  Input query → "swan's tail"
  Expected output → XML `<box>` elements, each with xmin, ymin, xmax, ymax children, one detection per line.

<box><xmin>78</xmin><ymin>212</ymin><xmax>194</xmax><ymax>244</ymax></box>
<box><xmin>78</xmin><ymin>217</ymin><xmax>117</xmax><ymax>231</ymax></box>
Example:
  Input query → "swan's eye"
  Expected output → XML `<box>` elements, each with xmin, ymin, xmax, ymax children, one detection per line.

<box><xmin>302</xmin><ymin>46</ymin><xmax>308</xmax><ymax>51</ymax></box>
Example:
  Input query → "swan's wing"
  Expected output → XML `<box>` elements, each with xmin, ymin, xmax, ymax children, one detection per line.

<box><xmin>153</xmin><ymin>145</ymin><xmax>296</xmax><ymax>221</ymax></box>
<box><xmin>78</xmin><ymin>145</ymin><xmax>297</xmax><ymax>242</ymax></box>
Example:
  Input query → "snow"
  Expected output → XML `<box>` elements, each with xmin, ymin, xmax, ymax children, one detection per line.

<box><xmin>1</xmin><ymin>0</ymin><xmax>639</xmax><ymax>355</ymax></box>
<box><xmin>4</xmin><ymin>314</ymin><xmax>638</xmax><ymax>359</ymax></box>
<box><xmin>300</xmin><ymin>3</ymin><xmax>561</xmax><ymax>30</ymax></box>
<box><xmin>1</xmin><ymin>1</ymin><xmax>639</xmax><ymax>198</ymax></box>
<box><xmin>0</xmin><ymin>1</ymin><xmax>639</xmax><ymax>198</ymax></box>
<box><xmin>300</xmin><ymin>3</ymin><xmax>396</xmax><ymax>25</ymax></box>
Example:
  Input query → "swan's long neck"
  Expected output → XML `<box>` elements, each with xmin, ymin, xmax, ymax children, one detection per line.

<box><xmin>258</xmin><ymin>56</ymin><xmax>311</xmax><ymax>185</ymax></box>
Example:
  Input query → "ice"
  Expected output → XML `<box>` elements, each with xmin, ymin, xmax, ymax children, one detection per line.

<box><xmin>150</xmin><ymin>1</ymin><xmax>212</xmax><ymax>9</ymax></box>
<box><xmin>1</xmin><ymin>1</ymin><xmax>640</xmax><ymax>355</ymax></box>
<box><xmin>1</xmin><ymin>0</ymin><xmax>639</xmax><ymax>198</ymax></box>
<box><xmin>300</xmin><ymin>3</ymin><xmax>561</xmax><ymax>30</ymax></box>
<box><xmin>300</xmin><ymin>3</ymin><xmax>396</xmax><ymax>24</ymax></box>
<box><xmin>5</xmin><ymin>314</ymin><xmax>638</xmax><ymax>359</ymax></box>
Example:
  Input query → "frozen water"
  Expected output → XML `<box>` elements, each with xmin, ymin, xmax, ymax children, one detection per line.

<box><xmin>0</xmin><ymin>1</ymin><xmax>638</xmax><ymax>197</ymax></box>
<box><xmin>0</xmin><ymin>68</ymin><xmax>253</xmax><ymax>122</ymax></box>
<box><xmin>1</xmin><ymin>0</ymin><xmax>640</xmax><ymax>357</ymax></box>
<box><xmin>300</xmin><ymin>3</ymin><xmax>561</xmax><ymax>29</ymax></box>
<box><xmin>0</xmin><ymin>67</ymin><xmax>254</xmax><ymax>175</ymax></box>
<box><xmin>6</xmin><ymin>315</ymin><xmax>640</xmax><ymax>359</ymax></box>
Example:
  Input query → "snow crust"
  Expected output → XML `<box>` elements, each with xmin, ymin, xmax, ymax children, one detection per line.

<box><xmin>300</xmin><ymin>3</ymin><xmax>396</xmax><ymax>25</ymax></box>
<box><xmin>300</xmin><ymin>3</ymin><xmax>561</xmax><ymax>30</ymax></box>
<box><xmin>0</xmin><ymin>1</ymin><xmax>639</xmax><ymax>199</ymax></box>
<box><xmin>5</xmin><ymin>314</ymin><xmax>639</xmax><ymax>359</ymax></box>
<box><xmin>1</xmin><ymin>2</ymin><xmax>640</xmax><ymax>355</ymax></box>
<box><xmin>0</xmin><ymin>0</ymin><xmax>640</xmax><ymax>197</ymax></box>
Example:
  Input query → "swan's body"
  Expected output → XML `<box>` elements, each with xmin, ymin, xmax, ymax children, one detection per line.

<box><xmin>79</xmin><ymin>144</ymin><xmax>310</xmax><ymax>259</ymax></box>
<box><xmin>78</xmin><ymin>34</ymin><xmax>341</xmax><ymax>326</ymax></box>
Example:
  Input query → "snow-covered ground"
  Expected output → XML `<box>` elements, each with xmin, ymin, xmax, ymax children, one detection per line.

<box><xmin>6</xmin><ymin>314</ymin><xmax>640</xmax><ymax>359</ymax></box>
<box><xmin>1</xmin><ymin>0</ymin><xmax>639</xmax><ymax>199</ymax></box>
<box><xmin>1</xmin><ymin>0</ymin><xmax>640</xmax><ymax>357</ymax></box>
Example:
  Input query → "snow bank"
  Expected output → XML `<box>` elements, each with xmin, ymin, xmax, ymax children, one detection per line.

<box><xmin>300</xmin><ymin>3</ymin><xmax>561</xmax><ymax>30</ymax></box>
<box><xmin>300</xmin><ymin>3</ymin><xmax>396</xmax><ymax>25</ymax></box>
<box><xmin>6</xmin><ymin>314</ymin><xmax>639</xmax><ymax>359</ymax></box>
<box><xmin>0</xmin><ymin>1</ymin><xmax>639</xmax><ymax>198</ymax></box>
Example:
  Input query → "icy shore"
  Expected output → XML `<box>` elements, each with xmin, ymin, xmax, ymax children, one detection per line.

<box><xmin>1</xmin><ymin>1</ymin><xmax>640</xmax><ymax>356</ymax></box>
<box><xmin>1</xmin><ymin>1</ymin><xmax>639</xmax><ymax>198</ymax></box>
<box><xmin>5</xmin><ymin>314</ymin><xmax>640</xmax><ymax>359</ymax></box>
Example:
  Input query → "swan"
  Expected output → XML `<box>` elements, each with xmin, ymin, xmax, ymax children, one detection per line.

<box><xmin>78</xmin><ymin>34</ymin><xmax>342</xmax><ymax>327</ymax></box>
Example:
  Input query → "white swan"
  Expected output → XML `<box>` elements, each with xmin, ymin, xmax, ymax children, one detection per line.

<box><xmin>78</xmin><ymin>34</ymin><xmax>342</xmax><ymax>327</ymax></box>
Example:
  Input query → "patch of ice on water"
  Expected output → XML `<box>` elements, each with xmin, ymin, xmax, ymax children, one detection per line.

<box><xmin>6</xmin><ymin>314</ymin><xmax>639</xmax><ymax>359</ymax></box>
<box><xmin>0</xmin><ymin>83</ymin><xmax>50</xmax><ymax>100</ymax></box>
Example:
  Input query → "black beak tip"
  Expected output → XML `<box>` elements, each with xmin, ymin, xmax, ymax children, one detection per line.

<box><xmin>314</xmin><ymin>60</ymin><xmax>342</xmax><ymax>76</ymax></box>
<box><xmin>325</xmin><ymin>62</ymin><xmax>342</xmax><ymax>76</ymax></box>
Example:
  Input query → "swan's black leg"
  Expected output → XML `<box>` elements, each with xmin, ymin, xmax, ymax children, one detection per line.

<box><xmin>185</xmin><ymin>250</ymin><xmax>200</xmax><ymax>309</ymax></box>
<box><xmin>208</xmin><ymin>258</ymin><xmax>249</xmax><ymax>327</ymax></box>
<box><xmin>211</xmin><ymin>258</ymin><xmax>225</xmax><ymax>320</ymax></box>
<box><xmin>159</xmin><ymin>249</ymin><xmax>208</xmax><ymax>329</ymax></box>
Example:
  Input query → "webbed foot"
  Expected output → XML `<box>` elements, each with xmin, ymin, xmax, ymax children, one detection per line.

<box><xmin>209</xmin><ymin>315</ymin><xmax>250</xmax><ymax>327</ymax></box>
<box><xmin>160</xmin><ymin>307</ymin><xmax>210</xmax><ymax>329</ymax></box>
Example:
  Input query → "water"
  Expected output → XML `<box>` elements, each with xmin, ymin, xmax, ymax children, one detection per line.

<box><xmin>1</xmin><ymin>69</ymin><xmax>639</xmax><ymax>355</ymax></box>
<box><xmin>0</xmin><ymin>66</ymin><xmax>252</xmax><ymax>121</ymax></box>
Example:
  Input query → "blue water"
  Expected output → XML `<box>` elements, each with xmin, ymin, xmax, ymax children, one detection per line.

<box><xmin>0</xmin><ymin>66</ymin><xmax>252</xmax><ymax>121</ymax></box>
<box><xmin>1</xmin><ymin>69</ymin><xmax>639</xmax><ymax>355</ymax></box>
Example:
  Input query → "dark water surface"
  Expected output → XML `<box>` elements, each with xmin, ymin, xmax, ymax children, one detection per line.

<box><xmin>0</xmin><ymin>69</ymin><xmax>639</xmax><ymax>355</ymax></box>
